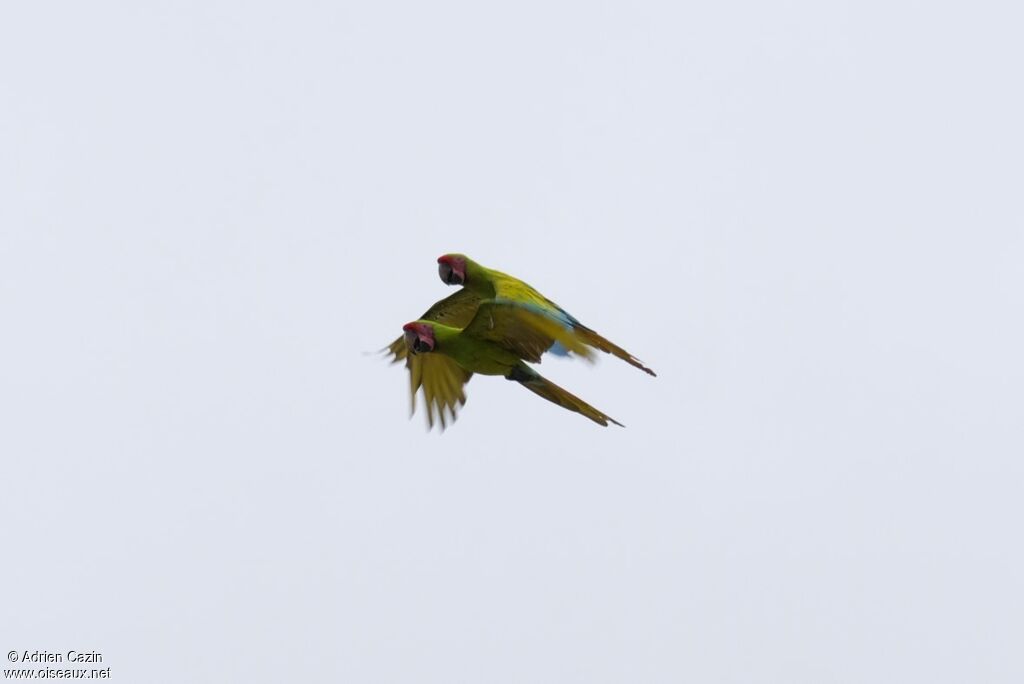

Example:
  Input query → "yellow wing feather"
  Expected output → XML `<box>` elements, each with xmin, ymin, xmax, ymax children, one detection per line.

<box><xmin>463</xmin><ymin>300</ymin><xmax>594</xmax><ymax>363</ymax></box>
<box><xmin>490</xmin><ymin>270</ymin><xmax>656</xmax><ymax>375</ymax></box>
<box><xmin>383</xmin><ymin>288</ymin><xmax>481</xmax><ymax>429</ymax></box>
<box><xmin>385</xmin><ymin>341</ymin><xmax>472</xmax><ymax>430</ymax></box>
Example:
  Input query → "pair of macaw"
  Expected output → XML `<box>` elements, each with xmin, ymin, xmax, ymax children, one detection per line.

<box><xmin>385</xmin><ymin>254</ymin><xmax>655</xmax><ymax>429</ymax></box>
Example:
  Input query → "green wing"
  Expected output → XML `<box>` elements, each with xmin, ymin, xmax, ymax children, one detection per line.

<box><xmin>462</xmin><ymin>300</ymin><xmax>594</xmax><ymax>363</ymax></box>
<box><xmin>489</xmin><ymin>271</ymin><xmax>656</xmax><ymax>376</ymax></box>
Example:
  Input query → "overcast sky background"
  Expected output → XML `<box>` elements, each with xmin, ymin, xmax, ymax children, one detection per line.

<box><xmin>2</xmin><ymin>1</ymin><xmax>1022</xmax><ymax>682</ymax></box>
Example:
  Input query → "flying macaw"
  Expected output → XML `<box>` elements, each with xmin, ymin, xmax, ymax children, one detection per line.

<box><xmin>436</xmin><ymin>253</ymin><xmax>656</xmax><ymax>376</ymax></box>
<box><xmin>399</xmin><ymin>300</ymin><xmax>622</xmax><ymax>427</ymax></box>
<box><xmin>384</xmin><ymin>289</ymin><xmax>599</xmax><ymax>428</ymax></box>
<box><xmin>383</xmin><ymin>288</ymin><xmax>483</xmax><ymax>428</ymax></box>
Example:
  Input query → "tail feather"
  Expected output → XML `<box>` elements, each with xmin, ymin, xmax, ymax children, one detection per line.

<box><xmin>574</xmin><ymin>326</ymin><xmax>656</xmax><ymax>376</ymax></box>
<box><xmin>510</xmin><ymin>366</ymin><xmax>624</xmax><ymax>427</ymax></box>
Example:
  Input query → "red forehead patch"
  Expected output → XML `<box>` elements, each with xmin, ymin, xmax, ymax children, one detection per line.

<box><xmin>403</xmin><ymin>322</ymin><xmax>434</xmax><ymax>337</ymax></box>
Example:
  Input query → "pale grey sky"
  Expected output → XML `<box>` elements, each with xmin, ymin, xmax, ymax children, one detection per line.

<box><xmin>2</xmin><ymin>0</ymin><xmax>1022</xmax><ymax>682</ymax></box>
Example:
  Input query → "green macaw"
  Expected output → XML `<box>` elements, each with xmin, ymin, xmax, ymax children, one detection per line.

<box><xmin>397</xmin><ymin>300</ymin><xmax>622</xmax><ymax>428</ymax></box>
<box><xmin>436</xmin><ymin>253</ymin><xmax>656</xmax><ymax>376</ymax></box>
<box><xmin>384</xmin><ymin>287</ymin><xmax>480</xmax><ymax>428</ymax></box>
<box><xmin>384</xmin><ymin>289</ymin><xmax>602</xmax><ymax>428</ymax></box>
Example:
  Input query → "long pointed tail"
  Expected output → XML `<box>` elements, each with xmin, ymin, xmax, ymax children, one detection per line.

<box><xmin>509</xmin><ymin>366</ymin><xmax>624</xmax><ymax>427</ymax></box>
<box><xmin>574</xmin><ymin>325</ymin><xmax>656</xmax><ymax>376</ymax></box>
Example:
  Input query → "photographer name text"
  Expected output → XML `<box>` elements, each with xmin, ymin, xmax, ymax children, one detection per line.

<box><xmin>9</xmin><ymin>651</ymin><xmax>103</xmax><ymax>664</ymax></box>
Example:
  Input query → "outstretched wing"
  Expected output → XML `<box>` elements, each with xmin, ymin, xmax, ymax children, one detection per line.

<box><xmin>384</xmin><ymin>338</ymin><xmax>473</xmax><ymax>430</ymax></box>
<box><xmin>491</xmin><ymin>272</ymin><xmax>656</xmax><ymax>376</ymax></box>
<box><xmin>383</xmin><ymin>288</ymin><xmax>481</xmax><ymax>429</ymax></box>
<box><xmin>462</xmin><ymin>299</ymin><xmax>595</xmax><ymax>363</ymax></box>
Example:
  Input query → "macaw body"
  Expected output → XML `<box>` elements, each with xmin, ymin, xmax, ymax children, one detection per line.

<box><xmin>418</xmin><ymin>322</ymin><xmax>521</xmax><ymax>376</ymax></box>
<box><xmin>437</xmin><ymin>254</ymin><xmax>656</xmax><ymax>376</ymax></box>
<box><xmin>399</xmin><ymin>301</ymin><xmax>622</xmax><ymax>428</ymax></box>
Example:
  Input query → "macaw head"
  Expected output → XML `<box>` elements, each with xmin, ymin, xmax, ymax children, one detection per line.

<box><xmin>403</xmin><ymin>322</ymin><xmax>436</xmax><ymax>354</ymax></box>
<box><xmin>437</xmin><ymin>254</ymin><xmax>468</xmax><ymax>286</ymax></box>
